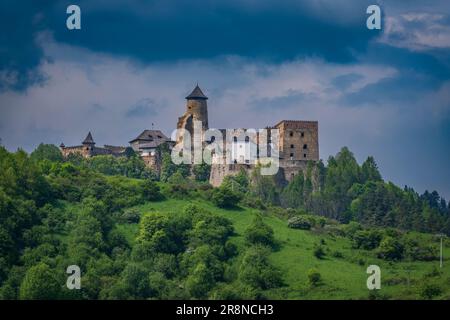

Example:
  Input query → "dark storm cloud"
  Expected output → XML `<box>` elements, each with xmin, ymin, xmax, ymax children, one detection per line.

<box><xmin>126</xmin><ymin>98</ymin><xmax>159</xmax><ymax>118</ymax></box>
<box><xmin>0</xmin><ymin>0</ymin><xmax>450</xmax><ymax>199</ymax></box>
<box><xmin>249</xmin><ymin>90</ymin><xmax>317</xmax><ymax>111</ymax></box>
<box><xmin>0</xmin><ymin>0</ymin><xmax>380</xmax><ymax>90</ymax></box>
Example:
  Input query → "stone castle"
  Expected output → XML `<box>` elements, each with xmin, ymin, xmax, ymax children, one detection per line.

<box><xmin>61</xmin><ymin>85</ymin><xmax>319</xmax><ymax>186</ymax></box>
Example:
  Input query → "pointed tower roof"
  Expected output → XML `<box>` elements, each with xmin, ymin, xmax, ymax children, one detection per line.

<box><xmin>185</xmin><ymin>84</ymin><xmax>208</xmax><ymax>100</ymax></box>
<box><xmin>82</xmin><ymin>132</ymin><xmax>95</xmax><ymax>145</ymax></box>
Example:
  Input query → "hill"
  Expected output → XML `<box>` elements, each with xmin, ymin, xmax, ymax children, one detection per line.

<box><xmin>113</xmin><ymin>198</ymin><xmax>450</xmax><ymax>300</ymax></box>
<box><xmin>0</xmin><ymin>144</ymin><xmax>449</xmax><ymax>300</ymax></box>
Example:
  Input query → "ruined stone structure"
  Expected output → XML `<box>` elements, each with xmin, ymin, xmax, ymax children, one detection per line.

<box><xmin>60</xmin><ymin>132</ymin><xmax>126</xmax><ymax>158</ymax></box>
<box><xmin>60</xmin><ymin>85</ymin><xmax>319</xmax><ymax>185</ymax></box>
<box><xmin>175</xmin><ymin>85</ymin><xmax>320</xmax><ymax>187</ymax></box>
<box><xmin>175</xmin><ymin>85</ymin><xmax>209</xmax><ymax>160</ymax></box>
<box><xmin>274</xmin><ymin>120</ymin><xmax>319</xmax><ymax>183</ymax></box>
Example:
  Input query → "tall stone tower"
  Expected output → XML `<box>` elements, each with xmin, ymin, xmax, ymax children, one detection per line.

<box><xmin>184</xmin><ymin>84</ymin><xmax>208</xmax><ymax>130</ymax></box>
<box><xmin>176</xmin><ymin>85</ymin><xmax>209</xmax><ymax>147</ymax></box>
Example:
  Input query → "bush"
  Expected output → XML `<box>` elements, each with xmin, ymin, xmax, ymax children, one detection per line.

<box><xmin>192</xmin><ymin>163</ymin><xmax>211</xmax><ymax>182</ymax></box>
<box><xmin>377</xmin><ymin>236</ymin><xmax>404</xmax><ymax>261</ymax></box>
<box><xmin>19</xmin><ymin>263</ymin><xmax>61</xmax><ymax>299</ymax></box>
<box><xmin>352</xmin><ymin>230</ymin><xmax>382</xmax><ymax>250</ymax></box>
<box><xmin>120</xmin><ymin>209</ymin><xmax>141</xmax><ymax>224</ymax></box>
<box><xmin>141</xmin><ymin>179</ymin><xmax>162</xmax><ymax>201</ymax></box>
<box><xmin>313</xmin><ymin>245</ymin><xmax>326</xmax><ymax>259</ymax></box>
<box><xmin>404</xmin><ymin>240</ymin><xmax>438</xmax><ymax>261</ymax></box>
<box><xmin>420</xmin><ymin>283</ymin><xmax>442</xmax><ymax>300</ymax></box>
<box><xmin>30</xmin><ymin>143</ymin><xmax>63</xmax><ymax>163</ymax></box>
<box><xmin>244</xmin><ymin>215</ymin><xmax>275</xmax><ymax>247</ymax></box>
<box><xmin>288</xmin><ymin>216</ymin><xmax>312</xmax><ymax>230</ymax></box>
<box><xmin>211</xmin><ymin>186</ymin><xmax>242</xmax><ymax>208</ymax></box>
<box><xmin>340</xmin><ymin>221</ymin><xmax>362</xmax><ymax>237</ymax></box>
<box><xmin>307</xmin><ymin>268</ymin><xmax>321</xmax><ymax>286</ymax></box>
<box><xmin>239</xmin><ymin>245</ymin><xmax>283</xmax><ymax>290</ymax></box>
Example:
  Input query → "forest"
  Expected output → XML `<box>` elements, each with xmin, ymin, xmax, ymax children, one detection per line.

<box><xmin>0</xmin><ymin>143</ymin><xmax>449</xmax><ymax>300</ymax></box>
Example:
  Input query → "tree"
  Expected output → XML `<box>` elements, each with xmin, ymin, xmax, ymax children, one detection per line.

<box><xmin>352</xmin><ymin>229</ymin><xmax>382</xmax><ymax>250</ymax></box>
<box><xmin>185</xmin><ymin>263</ymin><xmax>214</xmax><ymax>298</ymax></box>
<box><xmin>19</xmin><ymin>263</ymin><xmax>61</xmax><ymax>299</ymax></box>
<box><xmin>244</xmin><ymin>215</ymin><xmax>275</xmax><ymax>247</ymax></box>
<box><xmin>361</xmin><ymin>156</ymin><xmax>382</xmax><ymax>182</ymax></box>
<box><xmin>377</xmin><ymin>236</ymin><xmax>404</xmax><ymax>260</ymax></box>
<box><xmin>30</xmin><ymin>143</ymin><xmax>63</xmax><ymax>163</ymax></box>
<box><xmin>159</xmin><ymin>145</ymin><xmax>177</xmax><ymax>182</ymax></box>
<box><xmin>137</xmin><ymin>212</ymin><xmax>179</xmax><ymax>254</ymax></box>
<box><xmin>251</xmin><ymin>168</ymin><xmax>280</xmax><ymax>206</ymax></box>
<box><xmin>239</xmin><ymin>245</ymin><xmax>282</xmax><ymax>290</ymax></box>
<box><xmin>281</xmin><ymin>173</ymin><xmax>305</xmax><ymax>208</ymax></box>
<box><xmin>193</xmin><ymin>163</ymin><xmax>211</xmax><ymax>182</ymax></box>
<box><xmin>211</xmin><ymin>185</ymin><xmax>242</xmax><ymax>208</ymax></box>
<box><xmin>141</xmin><ymin>179</ymin><xmax>162</xmax><ymax>201</ymax></box>
<box><xmin>287</xmin><ymin>216</ymin><xmax>312</xmax><ymax>230</ymax></box>
<box><xmin>322</xmin><ymin>147</ymin><xmax>361</xmax><ymax>220</ymax></box>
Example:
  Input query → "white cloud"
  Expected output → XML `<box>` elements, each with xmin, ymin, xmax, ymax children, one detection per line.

<box><xmin>0</xmin><ymin>33</ymin><xmax>449</xmax><ymax>198</ymax></box>
<box><xmin>380</xmin><ymin>13</ymin><xmax>450</xmax><ymax>51</ymax></box>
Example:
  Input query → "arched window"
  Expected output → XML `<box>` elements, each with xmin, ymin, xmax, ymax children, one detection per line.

<box><xmin>233</xmin><ymin>136</ymin><xmax>238</xmax><ymax>142</ymax></box>
<box><xmin>303</xmin><ymin>144</ymin><xmax>308</xmax><ymax>149</ymax></box>
<box><xmin>245</xmin><ymin>136</ymin><xmax>250</xmax><ymax>143</ymax></box>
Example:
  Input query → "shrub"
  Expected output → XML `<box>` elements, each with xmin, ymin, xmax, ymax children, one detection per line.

<box><xmin>352</xmin><ymin>230</ymin><xmax>382</xmax><ymax>250</ymax></box>
<box><xmin>192</xmin><ymin>163</ymin><xmax>211</xmax><ymax>182</ymax></box>
<box><xmin>377</xmin><ymin>236</ymin><xmax>404</xmax><ymax>261</ymax></box>
<box><xmin>341</xmin><ymin>221</ymin><xmax>362</xmax><ymax>237</ymax></box>
<box><xmin>420</xmin><ymin>283</ymin><xmax>442</xmax><ymax>300</ymax></box>
<box><xmin>307</xmin><ymin>268</ymin><xmax>321</xmax><ymax>286</ymax></box>
<box><xmin>141</xmin><ymin>179</ymin><xmax>162</xmax><ymax>201</ymax></box>
<box><xmin>211</xmin><ymin>186</ymin><xmax>242</xmax><ymax>208</ymax></box>
<box><xmin>120</xmin><ymin>209</ymin><xmax>141</xmax><ymax>224</ymax></box>
<box><xmin>288</xmin><ymin>216</ymin><xmax>312</xmax><ymax>230</ymax></box>
<box><xmin>239</xmin><ymin>245</ymin><xmax>283</xmax><ymax>290</ymax></box>
<box><xmin>244</xmin><ymin>215</ymin><xmax>275</xmax><ymax>247</ymax></box>
<box><xmin>19</xmin><ymin>263</ymin><xmax>61</xmax><ymax>299</ymax></box>
<box><xmin>331</xmin><ymin>250</ymin><xmax>344</xmax><ymax>258</ymax></box>
<box><xmin>404</xmin><ymin>240</ymin><xmax>438</xmax><ymax>261</ymax></box>
<box><xmin>313</xmin><ymin>245</ymin><xmax>326</xmax><ymax>259</ymax></box>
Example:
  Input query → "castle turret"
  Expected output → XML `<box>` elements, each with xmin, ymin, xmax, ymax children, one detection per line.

<box><xmin>184</xmin><ymin>84</ymin><xmax>209</xmax><ymax>130</ymax></box>
<box><xmin>82</xmin><ymin>132</ymin><xmax>95</xmax><ymax>146</ymax></box>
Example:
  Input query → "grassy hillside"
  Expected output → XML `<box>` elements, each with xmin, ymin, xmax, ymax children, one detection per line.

<box><xmin>115</xmin><ymin>198</ymin><xmax>450</xmax><ymax>300</ymax></box>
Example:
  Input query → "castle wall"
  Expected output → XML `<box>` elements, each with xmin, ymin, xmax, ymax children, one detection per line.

<box><xmin>210</xmin><ymin>162</ymin><xmax>253</xmax><ymax>187</ymax></box>
<box><xmin>142</xmin><ymin>153</ymin><xmax>161</xmax><ymax>174</ymax></box>
<box><xmin>61</xmin><ymin>146</ymin><xmax>91</xmax><ymax>158</ymax></box>
<box><xmin>275</xmin><ymin>120</ymin><xmax>319</xmax><ymax>162</ymax></box>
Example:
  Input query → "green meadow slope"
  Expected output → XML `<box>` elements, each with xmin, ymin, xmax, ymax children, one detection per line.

<box><xmin>115</xmin><ymin>198</ymin><xmax>450</xmax><ymax>300</ymax></box>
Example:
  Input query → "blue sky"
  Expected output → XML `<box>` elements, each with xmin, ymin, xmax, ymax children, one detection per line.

<box><xmin>0</xmin><ymin>0</ymin><xmax>449</xmax><ymax>198</ymax></box>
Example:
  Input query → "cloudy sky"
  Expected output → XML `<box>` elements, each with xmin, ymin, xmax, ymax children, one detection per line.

<box><xmin>0</xmin><ymin>0</ymin><xmax>449</xmax><ymax>198</ymax></box>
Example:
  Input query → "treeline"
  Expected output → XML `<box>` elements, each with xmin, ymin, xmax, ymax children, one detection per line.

<box><xmin>0</xmin><ymin>144</ymin><xmax>281</xmax><ymax>299</ymax></box>
<box><xmin>0</xmin><ymin>145</ymin><xmax>163</xmax><ymax>298</ymax></box>
<box><xmin>0</xmin><ymin>142</ymin><xmax>449</xmax><ymax>299</ymax></box>
<box><xmin>219</xmin><ymin>147</ymin><xmax>450</xmax><ymax>235</ymax></box>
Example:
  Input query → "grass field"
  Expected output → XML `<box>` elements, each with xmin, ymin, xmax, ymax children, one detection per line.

<box><xmin>114</xmin><ymin>198</ymin><xmax>450</xmax><ymax>300</ymax></box>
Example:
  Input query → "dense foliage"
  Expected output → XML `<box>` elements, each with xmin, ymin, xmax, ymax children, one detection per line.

<box><xmin>0</xmin><ymin>143</ymin><xmax>448</xmax><ymax>300</ymax></box>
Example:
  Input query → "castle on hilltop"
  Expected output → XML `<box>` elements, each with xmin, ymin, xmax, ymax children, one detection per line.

<box><xmin>60</xmin><ymin>85</ymin><xmax>319</xmax><ymax>186</ymax></box>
